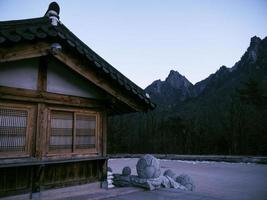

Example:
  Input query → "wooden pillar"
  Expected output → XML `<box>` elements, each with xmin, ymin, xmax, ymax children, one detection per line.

<box><xmin>32</xmin><ymin>56</ymin><xmax>49</xmax><ymax>195</ymax></box>
<box><xmin>35</xmin><ymin>56</ymin><xmax>48</xmax><ymax>159</ymax></box>
<box><xmin>102</xmin><ymin>112</ymin><xmax>107</xmax><ymax>157</ymax></box>
<box><xmin>101</xmin><ymin>112</ymin><xmax>108</xmax><ymax>181</ymax></box>
<box><xmin>35</xmin><ymin>103</ymin><xmax>47</xmax><ymax>158</ymax></box>
<box><xmin>37</xmin><ymin>56</ymin><xmax>47</xmax><ymax>92</ymax></box>
<box><xmin>31</xmin><ymin>164</ymin><xmax>45</xmax><ymax>195</ymax></box>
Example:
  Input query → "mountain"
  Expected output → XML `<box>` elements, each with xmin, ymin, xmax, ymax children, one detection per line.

<box><xmin>145</xmin><ymin>36</ymin><xmax>267</xmax><ymax>109</ymax></box>
<box><xmin>145</xmin><ymin>70</ymin><xmax>193</xmax><ymax>106</ymax></box>
<box><xmin>192</xmin><ymin>65</ymin><xmax>230</xmax><ymax>97</ymax></box>
<box><xmin>108</xmin><ymin>36</ymin><xmax>267</xmax><ymax>155</ymax></box>
<box><xmin>186</xmin><ymin>35</ymin><xmax>267</xmax><ymax>106</ymax></box>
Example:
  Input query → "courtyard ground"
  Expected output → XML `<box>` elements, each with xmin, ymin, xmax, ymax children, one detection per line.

<box><xmin>109</xmin><ymin>158</ymin><xmax>267</xmax><ymax>200</ymax></box>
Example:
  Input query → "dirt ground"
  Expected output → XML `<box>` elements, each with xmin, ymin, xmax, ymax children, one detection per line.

<box><xmin>108</xmin><ymin>158</ymin><xmax>267</xmax><ymax>200</ymax></box>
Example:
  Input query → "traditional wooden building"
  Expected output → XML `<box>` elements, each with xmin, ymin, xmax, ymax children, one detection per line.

<box><xmin>0</xmin><ymin>2</ymin><xmax>154</xmax><ymax>197</ymax></box>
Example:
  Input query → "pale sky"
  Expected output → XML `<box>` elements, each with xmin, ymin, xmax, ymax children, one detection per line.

<box><xmin>1</xmin><ymin>0</ymin><xmax>267</xmax><ymax>89</ymax></box>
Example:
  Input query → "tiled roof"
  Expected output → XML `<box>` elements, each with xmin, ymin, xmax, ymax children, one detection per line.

<box><xmin>0</xmin><ymin>15</ymin><xmax>155</xmax><ymax>110</ymax></box>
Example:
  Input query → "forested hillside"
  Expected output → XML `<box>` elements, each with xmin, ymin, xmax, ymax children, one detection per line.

<box><xmin>108</xmin><ymin>36</ymin><xmax>267</xmax><ymax>155</ymax></box>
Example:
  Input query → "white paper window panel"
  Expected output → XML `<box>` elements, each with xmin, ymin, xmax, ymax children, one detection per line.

<box><xmin>76</xmin><ymin>136</ymin><xmax>95</xmax><ymax>145</ymax></box>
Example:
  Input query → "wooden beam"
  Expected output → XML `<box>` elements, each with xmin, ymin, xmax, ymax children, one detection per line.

<box><xmin>0</xmin><ymin>42</ymin><xmax>50</xmax><ymax>63</ymax></box>
<box><xmin>0</xmin><ymin>86</ymin><xmax>106</xmax><ymax>109</ymax></box>
<box><xmin>37</xmin><ymin>57</ymin><xmax>48</xmax><ymax>92</ymax></box>
<box><xmin>53</xmin><ymin>51</ymin><xmax>145</xmax><ymax>112</ymax></box>
<box><xmin>0</xmin><ymin>156</ymin><xmax>107</xmax><ymax>168</ymax></box>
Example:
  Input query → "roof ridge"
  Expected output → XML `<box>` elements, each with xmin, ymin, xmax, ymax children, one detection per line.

<box><xmin>0</xmin><ymin>16</ymin><xmax>49</xmax><ymax>27</ymax></box>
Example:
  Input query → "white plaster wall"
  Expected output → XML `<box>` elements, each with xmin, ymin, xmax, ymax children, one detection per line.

<box><xmin>0</xmin><ymin>58</ymin><xmax>38</xmax><ymax>90</ymax></box>
<box><xmin>47</xmin><ymin>58</ymin><xmax>104</xmax><ymax>99</ymax></box>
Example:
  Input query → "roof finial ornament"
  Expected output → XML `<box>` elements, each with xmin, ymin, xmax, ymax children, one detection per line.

<box><xmin>45</xmin><ymin>2</ymin><xmax>60</xmax><ymax>26</ymax></box>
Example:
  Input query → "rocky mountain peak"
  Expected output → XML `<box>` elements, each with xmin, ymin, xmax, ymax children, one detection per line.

<box><xmin>148</xmin><ymin>79</ymin><xmax>163</xmax><ymax>94</ymax></box>
<box><xmin>250</xmin><ymin>36</ymin><xmax>261</xmax><ymax>47</ymax></box>
<box><xmin>165</xmin><ymin>70</ymin><xmax>192</xmax><ymax>89</ymax></box>
<box><xmin>145</xmin><ymin>70</ymin><xmax>194</xmax><ymax>105</ymax></box>
<box><xmin>166</xmin><ymin>70</ymin><xmax>183</xmax><ymax>80</ymax></box>
<box><xmin>219</xmin><ymin>65</ymin><xmax>227</xmax><ymax>70</ymax></box>
<box><xmin>217</xmin><ymin>65</ymin><xmax>229</xmax><ymax>74</ymax></box>
<box><xmin>246</xmin><ymin>36</ymin><xmax>262</xmax><ymax>63</ymax></box>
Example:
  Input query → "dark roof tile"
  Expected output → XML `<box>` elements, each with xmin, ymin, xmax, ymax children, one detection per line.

<box><xmin>94</xmin><ymin>61</ymin><xmax>102</xmax><ymax>68</ymax></box>
<box><xmin>110</xmin><ymin>72</ymin><xmax>117</xmax><ymax>80</ymax></box>
<box><xmin>34</xmin><ymin>27</ymin><xmax>47</xmax><ymax>38</ymax></box>
<box><xmin>132</xmin><ymin>88</ymin><xmax>137</xmax><ymax>95</ymax></box>
<box><xmin>76</xmin><ymin>46</ymin><xmax>84</xmax><ymax>55</ymax></box>
<box><xmin>67</xmin><ymin>39</ymin><xmax>75</xmax><ymax>47</ymax></box>
<box><xmin>125</xmin><ymin>84</ymin><xmax>131</xmax><ymax>91</ymax></box>
<box><xmin>118</xmin><ymin>78</ymin><xmax>124</xmax><ymax>86</ymax></box>
<box><xmin>58</xmin><ymin>31</ymin><xmax>66</xmax><ymax>40</ymax></box>
<box><xmin>85</xmin><ymin>53</ymin><xmax>94</xmax><ymax>62</ymax></box>
<box><xmin>16</xmin><ymin>28</ymin><xmax>35</xmax><ymax>40</ymax></box>
<box><xmin>103</xmin><ymin>67</ymin><xmax>110</xmax><ymax>74</ymax></box>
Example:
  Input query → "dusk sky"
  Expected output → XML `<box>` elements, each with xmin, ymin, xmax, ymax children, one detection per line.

<box><xmin>1</xmin><ymin>0</ymin><xmax>267</xmax><ymax>88</ymax></box>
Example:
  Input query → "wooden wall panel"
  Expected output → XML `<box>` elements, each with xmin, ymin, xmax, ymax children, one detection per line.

<box><xmin>0</xmin><ymin>159</ymin><xmax>106</xmax><ymax>197</ymax></box>
<box><xmin>42</xmin><ymin>160</ymin><xmax>105</xmax><ymax>189</ymax></box>
<box><xmin>47</xmin><ymin>57</ymin><xmax>106</xmax><ymax>99</ymax></box>
<box><xmin>0</xmin><ymin>58</ymin><xmax>39</xmax><ymax>90</ymax></box>
<box><xmin>0</xmin><ymin>166</ymin><xmax>31</xmax><ymax>197</ymax></box>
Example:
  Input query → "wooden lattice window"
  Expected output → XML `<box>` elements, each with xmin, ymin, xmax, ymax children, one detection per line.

<box><xmin>49</xmin><ymin>111</ymin><xmax>73</xmax><ymax>152</ymax></box>
<box><xmin>76</xmin><ymin>115</ymin><xmax>96</xmax><ymax>150</ymax></box>
<box><xmin>0</xmin><ymin>104</ymin><xmax>33</xmax><ymax>157</ymax></box>
<box><xmin>48</xmin><ymin>109</ymin><xmax>99</xmax><ymax>154</ymax></box>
